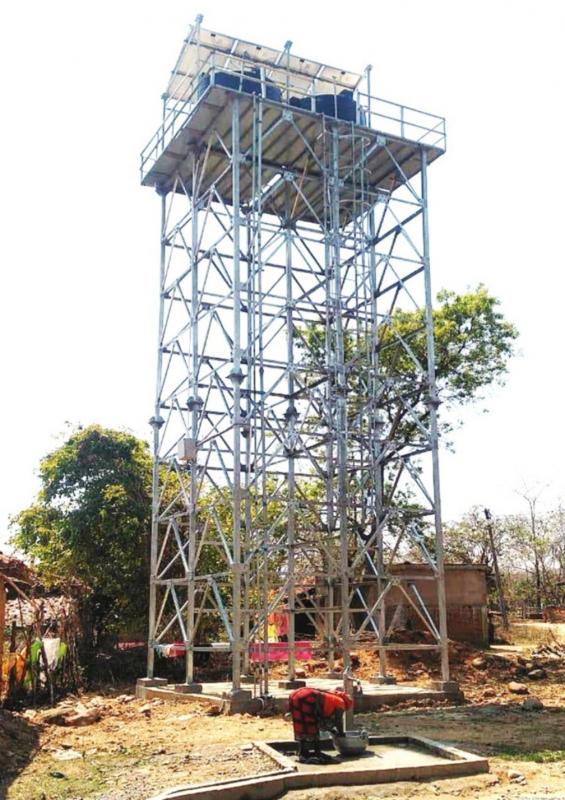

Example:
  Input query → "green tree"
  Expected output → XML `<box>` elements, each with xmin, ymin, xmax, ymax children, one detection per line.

<box><xmin>295</xmin><ymin>285</ymin><xmax>518</xmax><ymax>564</ymax></box>
<box><xmin>444</xmin><ymin>502</ymin><xmax>565</xmax><ymax>612</ymax></box>
<box><xmin>11</xmin><ymin>425</ymin><xmax>153</xmax><ymax>650</ymax></box>
<box><xmin>443</xmin><ymin>506</ymin><xmax>505</xmax><ymax>565</ymax></box>
<box><xmin>297</xmin><ymin>284</ymin><xmax>518</xmax><ymax>449</ymax></box>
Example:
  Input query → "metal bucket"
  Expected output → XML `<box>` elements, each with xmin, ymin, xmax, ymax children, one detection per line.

<box><xmin>332</xmin><ymin>729</ymin><xmax>369</xmax><ymax>756</ymax></box>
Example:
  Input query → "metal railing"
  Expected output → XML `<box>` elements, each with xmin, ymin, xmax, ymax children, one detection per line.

<box><xmin>140</xmin><ymin>58</ymin><xmax>446</xmax><ymax>183</ymax></box>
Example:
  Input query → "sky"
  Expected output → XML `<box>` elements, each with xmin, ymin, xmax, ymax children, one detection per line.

<box><xmin>1</xmin><ymin>0</ymin><xmax>564</xmax><ymax>547</ymax></box>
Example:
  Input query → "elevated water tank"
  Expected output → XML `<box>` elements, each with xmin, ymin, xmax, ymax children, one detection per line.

<box><xmin>198</xmin><ymin>68</ymin><xmax>282</xmax><ymax>102</ymax></box>
<box><xmin>289</xmin><ymin>89</ymin><xmax>357</xmax><ymax>122</ymax></box>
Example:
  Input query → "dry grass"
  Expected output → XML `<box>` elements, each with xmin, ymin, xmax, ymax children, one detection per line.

<box><xmin>506</xmin><ymin>620</ymin><xmax>565</xmax><ymax>645</ymax></box>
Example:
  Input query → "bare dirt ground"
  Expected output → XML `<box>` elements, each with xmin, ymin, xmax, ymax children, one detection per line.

<box><xmin>1</xmin><ymin>695</ymin><xmax>289</xmax><ymax>800</ymax></box>
<box><xmin>2</xmin><ymin>629</ymin><xmax>565</xmax><ymax>800</ymax></box>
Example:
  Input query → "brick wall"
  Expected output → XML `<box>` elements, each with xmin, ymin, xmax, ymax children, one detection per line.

<box><xmin>366</xmin><ymin>564</ymin><xmax>490</xmax><ymax>647</ymax></box>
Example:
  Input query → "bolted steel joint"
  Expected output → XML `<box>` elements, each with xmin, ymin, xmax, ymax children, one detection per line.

<box><xmin>187</xmin><ymin>395</ymin><xmax>204</xmax><ymax>412</ymax></box>
<box><xmin>228</xmin><ymin>367</ymin><xmax>245</xmax><ymax>385</ymax></box>
<box><xmin>426</xmin><ymin>392</ymin><xmax>441</xmax><ymax>409</ymax></box>
<box><xmin>283</xmin><ymin>405</ymin><xmax>299</xmax><ymax>422</ymax></box>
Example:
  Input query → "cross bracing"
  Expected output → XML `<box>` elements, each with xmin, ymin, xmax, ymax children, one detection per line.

<box><xmin>143</xmin><ymin>21</ymin><xmax>450</xmax><ymax>693</ymax></box>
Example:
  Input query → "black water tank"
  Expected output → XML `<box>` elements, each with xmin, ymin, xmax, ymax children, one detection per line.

<box><xmin>197</xmin><ymin>69</ymin><xmax>281</xmax><ymax>103</ymax></box>
<box><xmin>289</xmin><ymin>89</ymin><xmax>357</xmax><ymax>122</ymax></box>
<box><xmin>197</xmin><ymin>71</ymin><xmax>239</xmax><ymax>97</ymax></box>
<box><xmin>241</xmin><ymin>68</ymin><xmax>282</xmax><ymax>102</ymax></box>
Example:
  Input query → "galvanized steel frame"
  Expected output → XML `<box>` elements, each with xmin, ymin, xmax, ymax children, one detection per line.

<box><xmin>144</xmin><ymin>27</ymin><xmax>450</xmax><ymax>692</ymax></box>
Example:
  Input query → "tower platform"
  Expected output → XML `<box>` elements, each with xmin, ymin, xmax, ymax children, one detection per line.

<box><xmin>141</xmin><ymin>84</ymin><xmax>444</xmax><ymax>225</ymax></box>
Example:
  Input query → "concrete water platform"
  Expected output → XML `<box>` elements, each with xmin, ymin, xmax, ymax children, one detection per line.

<box><xmin>137</xmin><ymin>677</ymin><xmax>462</xmax><ymax>714</ymax></box>
<box><xmin>149</xmin><ymin>735</ymin><xmax>488</xmax><ymax>800</ymax></box>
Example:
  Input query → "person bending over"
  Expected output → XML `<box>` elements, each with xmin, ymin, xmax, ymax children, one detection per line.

<box><xmin>288</xmin><ymin>686</ymin><xmax>353</xmax><ymax>763</ymax></box>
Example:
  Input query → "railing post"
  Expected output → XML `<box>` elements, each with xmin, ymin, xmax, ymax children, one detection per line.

<box><xmin>365</xmin><ymin>64</ymin><xmax>372</xmax><ymax>125</ymax></box>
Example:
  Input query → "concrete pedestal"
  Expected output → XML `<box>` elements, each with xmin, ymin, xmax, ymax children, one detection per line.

<box><xmin>277</xmin><ymin>680</ymin><xmax>306</xmax><ymax>690</ymax></box>
<box><xmin>222</xmin><ymin>688</ymin><xmax>253</xmax><ymax>701</ymax></box>
<box><xmin>430</xmin><ymin>680</ymin><xmax>463</xmax><ymax>697</ymax></box>
<box><xmin>372</xmin><ymin>674</ymin><xmax>397</xmax><ymax>685</ymax></box>
<box><xmin>174</xmin><ymin>683</ymin><xmax>203</xmax><ymax>694</ymax></box>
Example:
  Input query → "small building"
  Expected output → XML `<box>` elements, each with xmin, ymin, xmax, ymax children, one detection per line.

<box><xmin>1</xmin><ymin>552</ymin><xmax>80</xmax><ymax>701</ymax></box>
<box><xmin>0</xmin><ymin>551</ymin><xmax>34</xmax><ymax>697</ymax></box>
<box><xmin>316</xmin><ymin>563</ymin><xmax>489</xmax><ymax>648</ymax></box>
<box><xmin>356</xmin><ymin>563</ymin><xmax>489</xmax><ymax>647</ymax></box>
<box><xmin>385</xmin><ymin>563</ymin><xmax>489</xmax><ymax>647</ymax></box>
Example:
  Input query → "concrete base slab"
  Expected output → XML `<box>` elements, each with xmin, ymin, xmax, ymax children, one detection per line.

<box><xmin>149</xmin><ymin>735</ymin><xmax>488</xmax><ymax>800</ymax></box>
<box><xmin>137</xmin><ymin>676</ymin><xmax>461</xmax><ymax>714</ymax></box>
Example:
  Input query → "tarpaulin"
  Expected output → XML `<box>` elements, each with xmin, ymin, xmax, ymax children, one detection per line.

<box><xmin>249</xmin><ymin>640</ymin><xmax>313</xmax><ymax>662</ymax></box>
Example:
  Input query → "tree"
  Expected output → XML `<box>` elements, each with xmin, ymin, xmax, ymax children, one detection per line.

<box><xmin>295</xmin><ymin>284</ymin><xmax>518</xmax><ymax>555</ymax></box>
<box><xmin>385</xmin><ymin>284</ymin><xmax>517</xmax><ymax>415</ymax></box>
<box><xmin>10</xmin><ymin>425</ymin><xmax>153</xmax><ymax>649</ymax></box>
<box><xmin>443</xmin><ymin>506</ymin><xmax>506</xmax><ymax>566</ymax></box>
<box><xmin>297</xmin><ymin>285</ymin><xmax>518</xmax><ymax>455</ymax></box>
<box><xmin>504</xmin><ymin>488</ymin><xmax>557</xmax><ymax>612</ymax></box>
<box><xmin>444</xmin><ymin>498</ymin><xmax>565</xmax><ymax>612</ymax></box>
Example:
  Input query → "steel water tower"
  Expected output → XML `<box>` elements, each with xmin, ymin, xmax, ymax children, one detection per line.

<box><xmin>140</xmin><ymin>16</ymin><xmax>453</xmax><ymax>704</ymax></box>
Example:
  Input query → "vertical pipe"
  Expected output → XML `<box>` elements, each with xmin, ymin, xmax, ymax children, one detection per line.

<box><xmin>421</xmin><ymin>147</ymin><xmax>449</xmax><ymax>683</ymax></box>
<box><xmin>365</xmin><ymin>65</ymin><xmax>372</xmax><ymax>125</ymax></box>
<box><xmin>330</xmin><ymin>128</ymin><xmax>350</xmax><ymax>676</ymax></box>
<box><xmin>368</xmin><ymin>207</ymin><xmax>387</xmax><ymax>679</ymax></box>
<box><xmin>147</xmin><ymin>188</ymin><xmax>168</xmax><ymax>678</ymax></box>
<box><xmin>321</xmin><ymin>121</ymin><xmax>336</xmax><ymax>675</ymax></box>
<box><xmin>254</xmin><ymin>98</ymin><xmax>270</xmax><ymax>695</ymax></box>
<box><xmin>242</xmin><ymin>191</ymin><xmax>253</xmax><ymax>679</ymax></box>
<box><xmin>186</xmin><ymin>157</ymin><xmax>200</xmax><ymax>685</ymax></box>
<box><xmin>231</xmin><ymin>98</ymin><xmax>243</xmax><ymax>692</ymax></box>
<box><xmin>285</xmin><ymin>187</ymin><xmax>297</xmax><ymax>682</ymax></box>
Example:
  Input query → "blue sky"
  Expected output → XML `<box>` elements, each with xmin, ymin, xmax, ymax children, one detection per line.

<box><xmin>1</xmin><ymin>0</ymin><xmax>563</xmax><ymax>546</ymax></box>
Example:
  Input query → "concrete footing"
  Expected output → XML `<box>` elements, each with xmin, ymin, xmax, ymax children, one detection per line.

<box><xmin>372</xmin><ymin>675</ymin><xmax>397</xmax><ymax>685</ymax></box>
<box><xmin>173</xmin><ymin>683</ymin><xmax>203</xmax><ymax>694</ymax></box>
<box><xmin>430</xmin><ymin>680</ymin><xmax>463</xmax><ymax>699</ymax></box>
<box><xmin>277</xmin><ymin>679</ymin><xmax>306</xmax><ymax>689</ymax></box>
<box><xmin>222</xmin><ymin>689</ymin><xmax>253</xmax><ymax>700</ymax></box>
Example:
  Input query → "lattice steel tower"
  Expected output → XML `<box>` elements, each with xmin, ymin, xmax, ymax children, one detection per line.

<box><xmin>141</xmin><ymin>17</ymin><xmax>451</xmax><ymax>696</ymax></box>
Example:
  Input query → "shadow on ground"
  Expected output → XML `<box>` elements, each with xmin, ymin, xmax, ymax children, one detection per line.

<box><xmin>0</xmin><ymin>708</ymin><xmax>41</xmax><ymax>800</ymax></box>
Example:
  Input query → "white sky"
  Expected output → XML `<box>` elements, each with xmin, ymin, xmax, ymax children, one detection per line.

<box><xmin>1</xmin><ymin>0</ymin><xmax>564</xmax><ymax>547</ymax></box>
